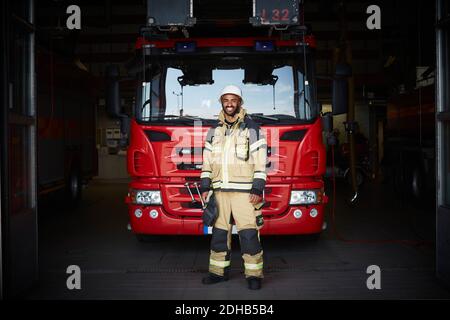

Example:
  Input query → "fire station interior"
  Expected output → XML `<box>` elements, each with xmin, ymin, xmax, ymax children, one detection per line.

<box><xmin>1</xmin><ymin>0</ymin><xmax>450</xmax><ymax>300</ymax></box>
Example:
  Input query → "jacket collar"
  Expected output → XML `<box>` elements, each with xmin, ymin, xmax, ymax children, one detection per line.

<box><xmin>218</xmin><ymin>107</ymin><xmax>247</xmax><ymax>128</ymax></box>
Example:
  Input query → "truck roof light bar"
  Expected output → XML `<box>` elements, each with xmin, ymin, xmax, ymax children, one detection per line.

<box><xmin>176</xmin><ymin>42</ymin><xmax>197</xmax><ymax>53</ymax></box>
<box><xmin>136</xmin><ymin>36</ymin><xmax>316</xmax><ymax>50</ymax></box>
<box><xmin>255</xmin><ymin>41</ymin><xmax>274</xmax><ymax>52</ymax></box>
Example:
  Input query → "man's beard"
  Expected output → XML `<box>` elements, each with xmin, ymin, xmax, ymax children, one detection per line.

<box><xmin>223</xmin><ymin>105</ymin><xmax>240</xmax><ymax>117</ymax></box>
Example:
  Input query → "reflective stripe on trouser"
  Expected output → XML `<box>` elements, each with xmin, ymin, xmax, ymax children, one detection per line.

<box><xmin>243</xmin><ymin>251</ymin><xmax>264</xmax><ymax>277</ymax></box>
<box><xmin>239</xmin><ymin>228</ymin><xmax>264</xmax><ymax>278</ymax></box>
<box><xmin>209</xmin><ymin>227</ymin><xmax>232</xmax><ymax>277</ymax></box>
<box><xmin>208</xmin><ymin>191</ymin><xmax>263</xmax><ymax>278</ymax></box>
<box><xmin>209</xmin><ymin>250</ymin><xmax>231</xmax><ymax>277</ymax></box>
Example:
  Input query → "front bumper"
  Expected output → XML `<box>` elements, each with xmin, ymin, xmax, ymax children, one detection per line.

<box><xmin>127</xmin><ymin>202</ymin><xmax>326</xmax><ymax>235</ymax></box>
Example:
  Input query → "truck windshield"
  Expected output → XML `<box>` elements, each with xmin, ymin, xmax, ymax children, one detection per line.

<box><xmin>135</xmin><ymin>57</ymin><xmax>317</xmax><ymax>124</ymax></box>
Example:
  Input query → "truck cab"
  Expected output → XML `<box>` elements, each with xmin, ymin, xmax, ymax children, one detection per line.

<box><xmin>107</xmin><ymin>0</ymin><xmax>336</xmax><ymax>238</ymax></box>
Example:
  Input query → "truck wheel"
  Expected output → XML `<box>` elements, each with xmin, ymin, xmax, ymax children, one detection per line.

<box><xmin>411</xmin><ymin>165</ymin><xmax>425</xmax><ymax>199</ymax></box>
<box><xmin>66</xmin><ymin>169</ymin><xmax>82</xmax><ymax>204</ymax></box>
<box><xmin>344</xmin><ymin>168</ymin><xmax>364</xmax><ymax>188</ymax></box>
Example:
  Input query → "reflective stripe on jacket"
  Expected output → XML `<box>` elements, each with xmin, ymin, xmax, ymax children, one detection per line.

<box><xmin>200</xmin><ymin>108</ymin><xmax>267</xmax><ymax>195</ymax></box>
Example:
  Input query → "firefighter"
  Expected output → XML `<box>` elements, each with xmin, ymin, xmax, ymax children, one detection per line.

<box><xmin>200</xmin><ymin>85</ymin><xmax>267</xmax><ymax>290</ymax></box>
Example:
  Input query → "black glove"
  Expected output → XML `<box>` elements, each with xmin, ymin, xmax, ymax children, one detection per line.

<box><xmin>202</xmin><ymin>193</ymin><xmax>218</xmax><ymax>227</ymax></box>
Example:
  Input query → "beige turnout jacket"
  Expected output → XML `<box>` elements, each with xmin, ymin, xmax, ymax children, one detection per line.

<box><xmin>200</xmin><ymin>108</ymin><xmax>267</xmax><ymax>195</ymax></box>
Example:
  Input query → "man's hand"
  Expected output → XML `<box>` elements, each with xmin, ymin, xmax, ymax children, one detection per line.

<box><xmin>201</xmin><ymin>191</ymin><xmax>209</xmax><ymax>203</ymax></box>
<box><xmin>249</xmin><ymin>193</ymin><xmax>262</xmax><ymax>205</ymax></box>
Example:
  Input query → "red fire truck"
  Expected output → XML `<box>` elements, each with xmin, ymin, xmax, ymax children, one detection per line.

<box><xmin>36</xmin><ymin>46</ymin><xmax>98</xmax><ymax>204</ymax></box>
<box><xmin>107</xmin><ymin>0</ymin><xmax>347</xmax><ymax>239</ymax></box>
<box><xmin>384</xmin><ymin>83</ymin><xmax>435</xmax><ymax>200</ymax></box>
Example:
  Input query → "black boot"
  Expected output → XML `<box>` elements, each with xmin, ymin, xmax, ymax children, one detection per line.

<box><xmin>246</xmin><ymin>277</ymin><xmax>262</xmax><ymax>290</ymax></box>
<box><xmin>202</xmin><ymin>273</ymin><xmax>229</xmax><ymax>285</ymax></box>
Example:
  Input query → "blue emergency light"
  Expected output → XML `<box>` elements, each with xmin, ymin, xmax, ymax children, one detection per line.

<box><xmin>255</xmin><ymin>41</ymin><xmax>274</xmax><ymax>52</ymax></box>
<box><xmin>176</xmin><ymin>42</ymin><xmax>197</xmax><ymax>53</ymax></box>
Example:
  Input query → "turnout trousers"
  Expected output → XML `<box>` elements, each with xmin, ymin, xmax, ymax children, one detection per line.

<box><xmin>208</xmin><ymin>191</ymin><xmax>264</xmax><ymax>278</ymax></box>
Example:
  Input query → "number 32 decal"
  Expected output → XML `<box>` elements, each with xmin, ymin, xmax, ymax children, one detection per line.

<box><xmin>261</xmin><ymin>9</ymin><xmax>290</xmax><ymax>22</ymax></box>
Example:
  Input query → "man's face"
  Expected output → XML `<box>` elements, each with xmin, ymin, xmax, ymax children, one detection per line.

<box><xmin>221</xmin><ymin>94</ymin><xmax>241</xmax><ymax>117</ymax></box>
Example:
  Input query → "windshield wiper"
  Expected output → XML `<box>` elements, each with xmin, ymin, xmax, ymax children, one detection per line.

<box><xmin>249</xmin><ymin>113</ymin><xmax>279</xmax><ymax>122</ymax></box>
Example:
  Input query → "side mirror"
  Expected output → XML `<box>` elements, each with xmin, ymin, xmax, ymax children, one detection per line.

<box><xmin>322</xmin><ymin>112</ymin><xmax>337</xmax><ymax>146</ymax></box>
<box><xmin>317</xmin><ymin>102</ymin><xmax>323</xmax><ymax>114</ymax></box>
<box><xmin>105</xmin><ymin>65</ymin><xmax>122</xmax><ymax>118</ymax></box>
<box><xmin>120</xmin><ymin>116</ymin><xmax>130</xmax><ymax>136</ymax></box>
<box><xmin>118</xmin><ymin>117</ymin><xmax>130</xmax><ymax>148</ymax></box>
<box><xmin>332</xmin><ymin>78</ymin><xmax>348</xmax><ymax>115</ymax></box>
<box><xmin>106</xmin><ymin>65</ymin><xmax>130</xmax><ymax>148</ymax></box>
<box><xmin>332</xmin><ymin>63</ymin><xmax>351</xmax><ymax>115</ymax></box>
<box><xmin>322</xmin><ymin>112</ymin><xmax>333</xmax><ymax>133</ymax></box>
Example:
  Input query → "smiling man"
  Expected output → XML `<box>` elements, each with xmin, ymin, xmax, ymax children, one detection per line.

<box><xmin>200</xmin><ymin>85</ymin><xmax>267</xmax><ymax>290</ymax></box>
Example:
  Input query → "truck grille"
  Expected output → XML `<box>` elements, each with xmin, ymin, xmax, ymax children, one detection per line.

<box><xmin>160</xmin><ymin>183</ymin><xmax>290</xmax><ymax>217</ymax></box>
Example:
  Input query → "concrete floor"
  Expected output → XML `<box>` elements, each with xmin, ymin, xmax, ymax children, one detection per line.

<box><xmin>26</xmin><ymin>178</ymin><xmax>450</xmax><ymax>300</ymax></box>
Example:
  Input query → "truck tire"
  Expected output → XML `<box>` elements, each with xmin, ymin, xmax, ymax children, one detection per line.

<box><xmin>411</xmin><ymin>164</ymin><xmax>426</xmax><ymax>199</ymax></box>
<box><xmin>66</xmin><ymin>168</ymin><xmax>82</xmax><ymax>204</ymax></box>
<box><xmin>344</xmin><ymin>167</ymin><xmax>365</xmax><ymax>188</ymax></box>
<box><xmin>393</xmin><ymin>155</ymin><xmax>424</xmax><ymax>200</ymax></box>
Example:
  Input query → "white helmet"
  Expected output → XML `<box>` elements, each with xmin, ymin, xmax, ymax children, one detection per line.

<box><xmin>220</xmin><ymin>85</ymin><xmax>243</xmax><ymax>103</ymax></box>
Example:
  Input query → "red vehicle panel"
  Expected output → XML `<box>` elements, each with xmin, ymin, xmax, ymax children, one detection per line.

<box><xmin>119</xmin><ymin>0</ymin><xmax>328</xmax><ymax>237</ymax></box>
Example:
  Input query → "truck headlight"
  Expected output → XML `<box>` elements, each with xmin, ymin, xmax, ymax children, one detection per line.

<box><xmin>290</xmin><ymin>190</ymin><xmax>318</xmax><ymax>205</ymax></box>
<box><xmin>134</xmin><ymin>190</ymin><xmax>162</xmax><ymax>205</ymax></box>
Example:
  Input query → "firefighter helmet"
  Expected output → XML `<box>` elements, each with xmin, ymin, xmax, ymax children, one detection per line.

<box><xmin>220</xmin><ymin>85</ymin><xmax>243</xmax><ymax>104</ymax></box>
